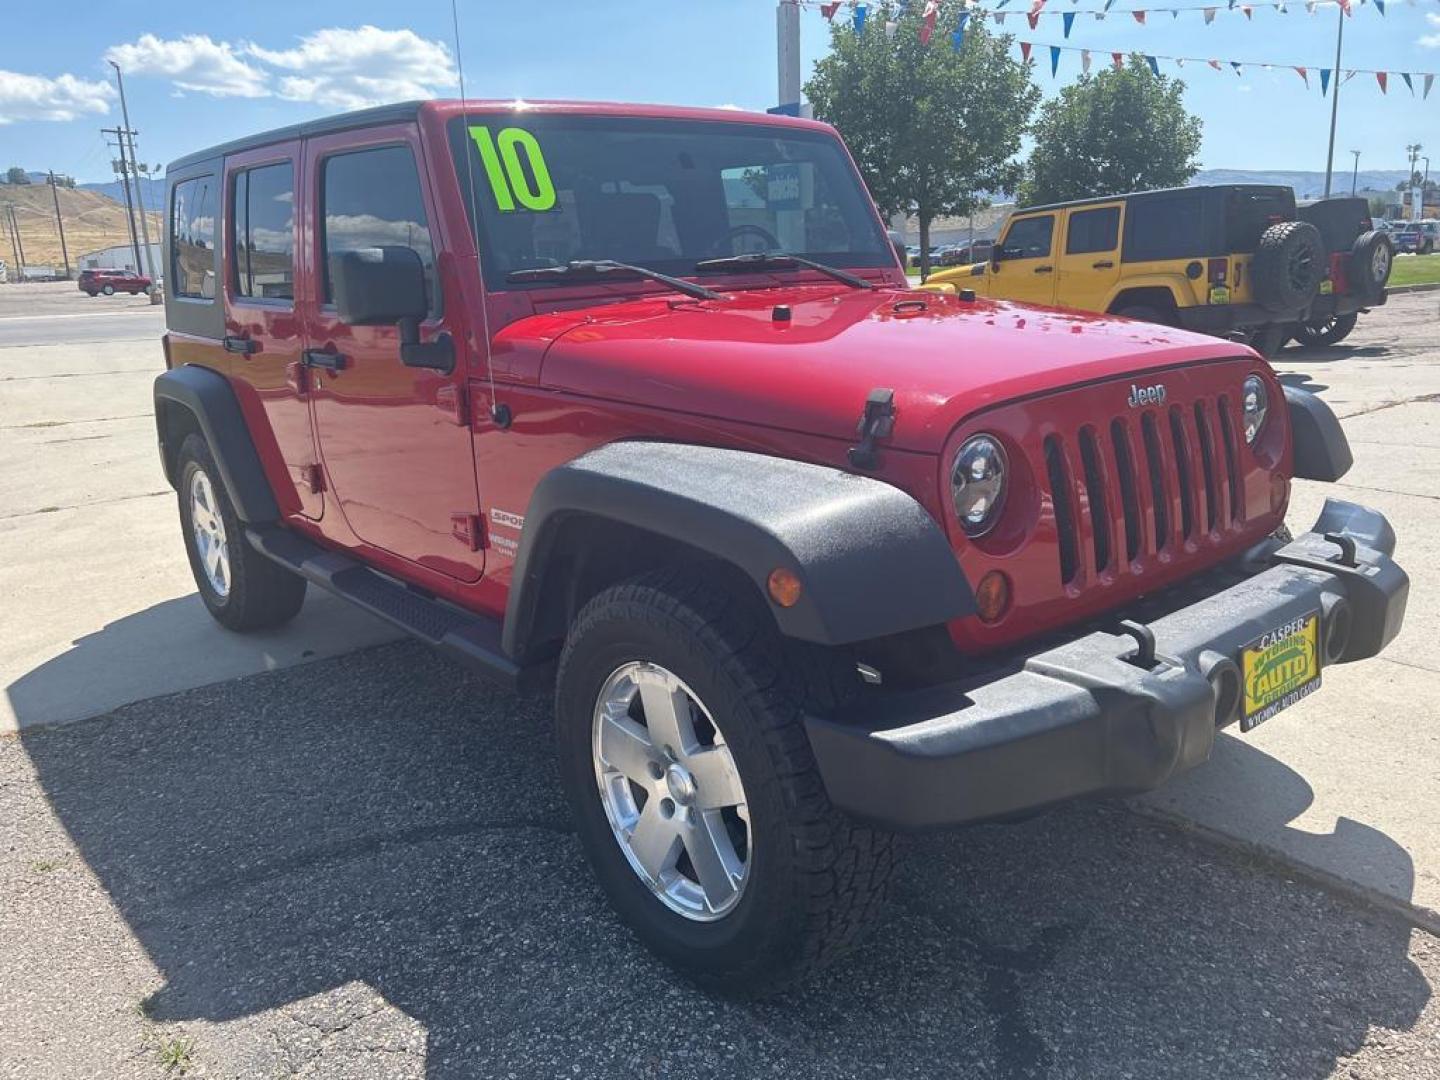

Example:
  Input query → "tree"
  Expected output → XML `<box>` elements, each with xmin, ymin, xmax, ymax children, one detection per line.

<box><xmin>1020</xmin><ymin>54</ymin><xmax>1202</xmax><ymax>207</ymax></box>
<box><xmin>806</xmin><ymin>4</ymin><xmax>1038</xmax><ymax>279</ymax></box>
<box><xmin>4</xmin><ymin>166</ymin><xmax>32</xmax><ymax>185</ymax></box>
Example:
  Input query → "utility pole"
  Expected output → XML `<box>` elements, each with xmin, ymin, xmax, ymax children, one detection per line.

<box><xmin>1406</xmin><ymin>144</ymin><xmax>1423</xmax><ymax>222</ymax></box>
<box><xmin>109</xmin><ymin>61</ymin><xmax>155</xmax><ymax>281</ymax></box>
<box><xmin>1321</xmin><ymin>7</ymin><xmax>1344</xmax><ymax>199</ymax></box>
<box><xmin>7</xmin><ymin>203</ymin><xmax>27</xmax><ymax>275</ymax></box>
<box><xmin>1350</xmin><ymin>151</ymin><xmax>1360</xmax><ymax>198</ymax></box>
<box><xmin>102</xmin><ymin>128</ymin><xmax>142</xmax><ymax>270</ymax></box>
<box><xmin>47</xmin><ymin>171</ymin><xmax>71</xmax><ymax>279</ymax></box>
<box><xmin>775</xmin><ymin>0</ymin><xmax>804</xmax><ymax>115</ymax></box>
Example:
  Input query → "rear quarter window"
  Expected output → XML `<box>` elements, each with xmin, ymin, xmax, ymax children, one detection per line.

<box><xmin>1121</xmin><ymin>192</ymin><xmax>1205</xmax><ymax>262</ymax></box>
<box><xmin>171</xmin><ymin>175</ymin><xmax>217</xmax><ymax>300</ymax></box>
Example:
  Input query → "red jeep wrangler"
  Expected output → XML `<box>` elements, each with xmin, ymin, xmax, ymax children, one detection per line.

<box><xmin>155</xmin><ymin>100</ymin><xmax>1408</xmax><ymax>992</ymax></box>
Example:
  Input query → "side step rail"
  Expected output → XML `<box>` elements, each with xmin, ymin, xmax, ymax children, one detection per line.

<box><xmin>246</xmin><ymin>525</ymin><xmax>548</xmax><ymax>692</ymax></box>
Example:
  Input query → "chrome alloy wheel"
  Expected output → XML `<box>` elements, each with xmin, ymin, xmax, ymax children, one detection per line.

<box><xmin>592</xmin><ymin>661</ymin><xmax>751</xmax><ymax>921</ymax></box>
<box><xmin>1371</xmin><ymin>242</ymin><xmax>1391</xmax><ymax>285</ymax></box>
<box><xmin>188</xmin><ymin>469</ymin><xmax>230</xmax><ymax>598</ymax></box>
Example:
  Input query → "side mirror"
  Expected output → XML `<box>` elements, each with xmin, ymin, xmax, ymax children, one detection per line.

<box><xmin>330</xmin><ymin>245</ymin><xmax>428</xmax><ymax>326</ymax></box>
<box><xmin>329</xmin><ymin>246</ymin><xmax>453</xmax><ymax>373</ymax></box>
<box><xmin>991</xmin><ymin>246</ymin><xmax>1004</xmax><ymax>268</ymax></box>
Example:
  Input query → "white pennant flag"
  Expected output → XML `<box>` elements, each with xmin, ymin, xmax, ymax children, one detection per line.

<box><xmin>1203</xmin><ymin>7</ymin><xmax>1217</xmax><ymax>21</ymax></box>
<box><xmin>1176</xmin><ymin>56</ymin><xmax>1185</xmax><ymax>66</ymax></box>
<box><xmin>1082</xmin><ymin>48</ymin><xmax>1092</xmax><ymax>72</ymax></box>
<box><xmin>1305</xmin><ymin>0</ymin><xmax>1316</xmax><ymax>11</ymax></box>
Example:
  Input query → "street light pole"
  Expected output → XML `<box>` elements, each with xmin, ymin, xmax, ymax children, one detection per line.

<box><xmin>1406</xmin><ymin>144</ymin><xmax>1423</xmax><ymax>221</ymax></box>
<box><xmin>1321</xmin><ymin>7</ymin><xmax>1344</xmax><ymax>199</ymax></box>
<box><xmin>1350</xmin><ymin>150</ymin><xmax>1360</xmax><ymax>197</ymax></box>
<box><xmin>108</xmin><ymin>61</ymin><xmax>155</xmax><ymax>282</ymax></box>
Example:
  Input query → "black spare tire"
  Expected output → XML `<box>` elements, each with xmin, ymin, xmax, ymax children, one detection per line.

<box><xmin>1348</xmin><ymin>229</ymin><xmax>1393</xmax><ymax>303</ymax></box>
<box><xmin>1251</xmin><ymin>220</ymin><xmax>1324</xmax><ymax>313</ymax></box>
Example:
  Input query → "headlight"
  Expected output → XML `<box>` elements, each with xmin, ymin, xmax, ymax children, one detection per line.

<box><xmin>952</xmin><ymin>434</ymin><xmax>1008</xmax><ymax>536</ymax></box>
<box><xmin>1242</xmin><ymin>375</ymin><xmax>1268</xmax><ymax>444</ymax></box>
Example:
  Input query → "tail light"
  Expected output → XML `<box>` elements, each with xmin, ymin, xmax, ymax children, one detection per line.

<box><xmin>1207</xmin><ymin>258</ymin><xmax>1228</xmax><ymax>285</ymax></box>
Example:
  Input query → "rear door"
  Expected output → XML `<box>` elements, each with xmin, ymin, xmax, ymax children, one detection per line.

<box><xmin>223</xmin><ymin>142</ymin><xmax>322</xmax><ymax>519</ymax></box>
<box><xmin>302</xmin><ymin>126</ymin><xmax>483</xmax><ymax>582</ymax></box>
<box><xmin>989</xmin><ymin>213</ymin><xmax>1059</xmax><ymax>306</ymax></box>
<box><xmin>1055</xmin><ymin>202</ymin><xmax>1123</xmax><ymax>312</ymax></box>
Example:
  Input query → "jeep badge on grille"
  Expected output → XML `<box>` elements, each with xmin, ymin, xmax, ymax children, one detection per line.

<box><xmin>1127</xmin><ymin>383</ymin><xmax>1167</xmax><ymax>408</ymax></box>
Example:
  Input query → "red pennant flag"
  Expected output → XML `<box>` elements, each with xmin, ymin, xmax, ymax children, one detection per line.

<box><xmin>820</xmin><ymin>1</ymin><xmax>840</xmax><ymax>19</ymax></box>
<box><xmin>1375</xmin><ymin>71</ymin><xmax>1387</xmax><ymax>94</ymax></box>
<box><xmin>1241</xmin><ymin>5</ymin><xmax>1253</xmax><ymax>17</ymax></box>
<box><xmin>1021</xmin><ymin>41</ymin><xmax>1033</xmax><ymax>62</ymax></box>
<box><xmin>1029</xmin><ymin>0</ymin><xmax>1047</xmax><ymax>14</ymax></box>
<box><xmin>1028</xmin><ymin>11</ymin><xmax>1041</xmax><ymax>27</ymax></box>
<box><xmin>1132</xmin><ymin>9</ymin><xmax>1147</xmax><ymax>22</ymax></box>
<box><xmin>1112</xmin><ymin>51</ymin><xmax>1124</xmax><ymax>70</ymax></box>
<box><xmin>1337</xmin><ymin>0</ymin><xmax>1351</xmax><ymax>13</ymax></box>
<box><xmin>919</xmin><ymin>0</ymin><xmax>940</xmax><ymax>44</ymax></box>
<box><xmin>1208</xmin><ymin>58</ymin><xmax>1221</xmax><ymax>70</ymax></box>
<box><xmin>1294</xmin><ymin>66</ymin><xmax>1309</xmax><ymax>87</ymax></box>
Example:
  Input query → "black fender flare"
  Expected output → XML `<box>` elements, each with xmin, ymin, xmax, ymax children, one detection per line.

<box><xmin>502</xmin><ymin>441</ymin><xmax>975</xmax><ymax>661</ymax></box>
<box><xmin>153</xmin><ymin>365</ymin><xmax>279</xmax><ymax>523</ymax></box>
<box><xmin>1284</xmin><ymin>384</ymin><xmax>1353</xmax><ymax>483</ymax></box>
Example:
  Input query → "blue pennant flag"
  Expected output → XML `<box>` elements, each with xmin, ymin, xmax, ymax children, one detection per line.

<box><xmin>1063</xmin><ymin>11</ymin><xmax>1076</xmax><ymax>35</ymax></box>
<box><xmin>1146</xmin><ymin>54</ymin><xmax>1160</xmax><ymax>76</ymax></box>
<box><xmin>1103</xmin><ymin>0</ymin><xmax>1116</xmax><ymax>10</ymax></box>
<box><xmin>1320</xmin><ymin>67</ymin><xmax>1331</xmax><ymax>95</ymax></box>
<box><xmin>1373</xmin><ymin>0</ymin><xmax>1385</xmax><ymax>12</ymax></box>
<box><xmin>854</xmin><ymin>3</ymin><xmax>867</xmax><ymax>32</ymax></box>
<box><xmin>1051</xmin><ymin>45</ymin><xmax>1062</xmax><ymax>75</ymax></box>
<box><xmin>996</xmin><ymin>0</ymin><xmax>1012</xmax><ymax>7</ymax></box>
<box><xmin>1401</xmin><ymin>71</ymin><xmax>1414</xmax><ymax>94</ymax></box>
<box><xmin>952</xmin><ymin>11</ymin><xmax>970</xmax><ymax>50</ymax></box>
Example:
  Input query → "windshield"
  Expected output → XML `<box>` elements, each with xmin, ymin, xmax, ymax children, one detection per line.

<box><xmin>446</xmin><ymin>114</ymin><xmax>893</xmax><ymax>291</ymax></box>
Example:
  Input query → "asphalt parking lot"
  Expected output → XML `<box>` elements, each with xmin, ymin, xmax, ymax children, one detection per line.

<box><xmin>3</xmin><ymin>281</ymin><xmax>1439</xmax><ymax>1078</ymax></box>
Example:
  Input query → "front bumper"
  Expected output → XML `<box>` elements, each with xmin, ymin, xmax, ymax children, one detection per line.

<box><xmin>807</xmin><ymin>499</ymin><xmax>1408</xmax><ymax>830</ymax></box>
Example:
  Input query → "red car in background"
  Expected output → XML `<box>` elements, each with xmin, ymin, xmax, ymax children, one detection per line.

<box><xmin>79</xmin><ymin>268</ymin><xmax>152</xmax><ymax>296</ymax></box>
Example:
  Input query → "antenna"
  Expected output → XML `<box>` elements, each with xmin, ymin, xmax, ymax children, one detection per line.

<box><xmin>450</xmin><ymin>0</ymin><xmax>508</xmax><ymax>428</ymax></box>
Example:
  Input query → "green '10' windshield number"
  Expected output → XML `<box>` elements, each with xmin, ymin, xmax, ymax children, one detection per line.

<box><xmin>469</xmin><ymin>126</ymin><xmax>556</xmax><ymax>212</ymax></box>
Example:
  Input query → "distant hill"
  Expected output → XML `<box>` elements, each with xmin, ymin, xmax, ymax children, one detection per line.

<box><xmin>79</xmin><ymin>176</ymin><xmax>165</xmax><ymax>213</ymax></box>
<box><xmin>0</xmin><ymin>183</ymin><xmax>161</xmax><ymax>271</ymax></box>
<box><xmin>1191</xmin><ymin>168</ymin><xmax>1410</xmax><ymax>198</ymax></box>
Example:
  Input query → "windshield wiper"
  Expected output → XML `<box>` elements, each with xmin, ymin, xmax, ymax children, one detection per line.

<box><xmin>693</xmin><ymin>252</ymin><xmax>875</xmax><ymax>290</ymax></box>
<box><xmin>506</xmin><ymin>259</ymin><xmax>721</xmax><ymax>301</ymax></box>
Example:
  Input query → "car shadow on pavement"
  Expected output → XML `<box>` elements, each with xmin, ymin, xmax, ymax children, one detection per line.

<box><xmin>15</xmin><ymin>637</ymin><xmax>1433</xmax><ymax>1079</ymax></box>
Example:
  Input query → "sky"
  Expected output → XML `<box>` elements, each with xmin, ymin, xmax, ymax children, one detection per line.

<box><xmin>0</xmin><ymin>0</ymin><xmax>1436</xmax><ymax>186</ymax></box>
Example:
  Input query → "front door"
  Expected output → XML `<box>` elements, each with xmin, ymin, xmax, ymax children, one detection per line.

<box><xmin>989</xmin><ymin>213</ymin><xmax>1059</xmax><ymax>307</ymax></box>
<box><xmin>302</xmin><ymin>127</ymin><xmax>483</xmax><ymax>582</ymax></box>
<box><xmin>1055</xmin><ymin>202</ymin><xmax>1123</xmax><ymax>312</ymax></box>
<box><xmin>223</xmin><ymin>142</ymin><xmax>322</xmax><ymax>519</ymax></box>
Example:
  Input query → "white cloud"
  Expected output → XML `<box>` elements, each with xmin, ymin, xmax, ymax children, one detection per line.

<box><xmin>105</xmin><ymin>34</ymin><xmax>269</xmax><ymax>98</ymax></box>
<box><xmin>1420</xmin><ymin>13</ymin><xmax>1440</xmax><ymax>48</ymax></box>
<box><xmin>248</xmin><ymin>26</ymin><xmax>456</xmax><ymax>109</ymax></box>
<box><xmin>0</xmin><ymin>69</ymin><xmax>113</xmax><ymax>124</ymax></box>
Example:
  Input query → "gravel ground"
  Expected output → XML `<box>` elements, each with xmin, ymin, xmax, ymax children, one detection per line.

<box><xmin>3</xmin><ymin>641</ymin><xmax>1438</xmax><ymax>1080</ymax></box>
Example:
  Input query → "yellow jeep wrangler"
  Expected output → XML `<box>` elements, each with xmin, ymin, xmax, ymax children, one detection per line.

<box><xmin>922</xmin><ymin>185</ymin><xmax>1392</xmax><ymax>355</ymax></box>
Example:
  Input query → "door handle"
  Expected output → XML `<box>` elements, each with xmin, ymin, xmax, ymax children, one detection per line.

<box><xmin>223</xmin><ymin>335</ymin><xmax>259</xmax><ymax>355</ymax></box>
<box><xmin>1092</xmin><ymin>260</ymin><xmax>1115</xmax><ymax>269</ymax></box>
<box><xmin>302</xmin><ymin>349</ymin><xmax>347</xmax><ymax>372</ymax></box>
<box><xmin>1033</xmin><ymin>265</ymin><xmax>1054</xmax><ymax>274</ymax></box>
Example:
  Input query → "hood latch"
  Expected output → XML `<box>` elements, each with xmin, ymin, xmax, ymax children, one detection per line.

<box><xmin>848</xmin><ymin>388</ymin><xmax>896</xmax><ymax>470</ymax></box>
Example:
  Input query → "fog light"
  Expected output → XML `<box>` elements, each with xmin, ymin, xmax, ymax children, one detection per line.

<box><xmin>975</xmin><ymin>570</ymin><xmax>1012</xmax><ymax>623</ymax></box>
<box><xmin>767</xmin><ymin>567</ymin><xmax>803</xmax><ymax>608</ymax></box>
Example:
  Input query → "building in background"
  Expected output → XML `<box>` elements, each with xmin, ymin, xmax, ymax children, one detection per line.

<box><xmin>77</xmin><ymin>243</ymin><xmax>162</xmax><ymax>275</ymax></box>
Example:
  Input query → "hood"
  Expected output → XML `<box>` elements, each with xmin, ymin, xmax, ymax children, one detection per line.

<box><xmin>520</xmin><ymin>285</ymin><xmax>1247</xmax><ymax>453</ymax></box>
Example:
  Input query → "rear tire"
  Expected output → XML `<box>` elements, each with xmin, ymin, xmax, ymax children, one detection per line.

<box><xmin>1252</xmin><ymin>220</ymin><xmax>1324</xmax><ymax>313</ymax></box>
<box><xmin>555</xmin><ymin>565</ymin><xmax>894</xmax><ymax>995</ymax></box>
<box><xmin>1291</xmin><ymin>312</ymin><xmax>1358</xmax><ymax>348</ymax></box>
<box><xmin>176</xmin><ymin>433</ymin><xmax>306</xmax><ymax>632</ymax></box>
<box><xmin>101</xmin><ymin>284</ymin><xmax>115</xmax><ymax>295</ymax></box>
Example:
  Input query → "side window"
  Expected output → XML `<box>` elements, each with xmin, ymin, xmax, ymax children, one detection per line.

<box><xmin>171</xmin><ymin>175</ymin><xmax>216</xmax><ymax>299</ymax></box>
<box><xmin>1123</xmin><ymin>193</ymin><xmax>1205</xmax><ymax>261</ymax></box>
<box><xmin>321</xmin><ymin>145</ymin><xmax>435</xmax><ymax>309</ymax></box>
<box><xmin>1001</xmin><ymin>215</ymin><xmax>1054</xmax><ymax>259</ymax></box>
<box><xmin>1066</xmin><ymin>207</ymin><xmax>1120</xmax><ymax>255</ymax></box>
<box><xmin>231</xmin><ymin>161</ymin><xmax>295</xmax><ymax>301</ymax></box>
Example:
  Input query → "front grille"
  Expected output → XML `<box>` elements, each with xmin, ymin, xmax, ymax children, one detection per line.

<box><xmin>1045</xmin><ymin>391</ymin><xmax>1247</xmax><ymax>586</ymax></box>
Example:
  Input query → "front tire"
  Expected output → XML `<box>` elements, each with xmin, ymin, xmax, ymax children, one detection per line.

<box><xmin>555</xmin><ymin>566</ymin><xmax>894</xmax><ymax>994</ymax></box>
<box><xmin>102</xmin><ymin>284</ymin><xmax>115</xmax><ymax>295</ymax></box>
<box><xmin>176</xmin><ymin>433</ymin><xmax>306</xmax><ymax>631</ymax></box>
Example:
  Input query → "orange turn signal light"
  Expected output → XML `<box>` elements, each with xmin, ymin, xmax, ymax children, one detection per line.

<box><xmin>767</xmin><ymin>567</ymin><xmax>803</xmax><ymax>608</ymax></box>
<box><xmin>975</xmin><ymin>570</ymin><xmax>1012</xmax><ymax>624</ymax></box>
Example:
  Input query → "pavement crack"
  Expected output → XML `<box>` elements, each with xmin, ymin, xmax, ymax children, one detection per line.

<box><xmin>0</xmin><ymin>490</ymin><xmax>170</xmax><ymax>520</ymax></box>
<box><xmin>1337</xmin><ymin>391</ymin><xmax>1440</xmax><ymax>420</ymax></box>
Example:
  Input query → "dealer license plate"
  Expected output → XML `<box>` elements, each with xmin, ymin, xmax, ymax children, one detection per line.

<box><xmin>1240</xmin><ymin>612</ymin><xmax>1321</xmax><ymax>732</ymax></box>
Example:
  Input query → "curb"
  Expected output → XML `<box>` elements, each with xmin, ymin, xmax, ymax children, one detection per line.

<box><xmin>1387</xmin><ymin>282</ymin><xmax>1440</xmax><ymax>294</ymax></box>
<box><xmin>1128</xmin><ymin>800</ymin><xmax>1440</xmax><ymax>938</ymax></box>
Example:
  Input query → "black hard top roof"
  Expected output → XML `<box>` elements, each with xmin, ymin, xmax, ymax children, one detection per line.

<box><xmin>167</xmin><ymin>101</ymin><xmax>424</xmax><ymax>174</ymax></box>
<box><xmin>1014</xmin><ymin>184</ymin><xmax>1293</xmax><ymax>216</ymax></box>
